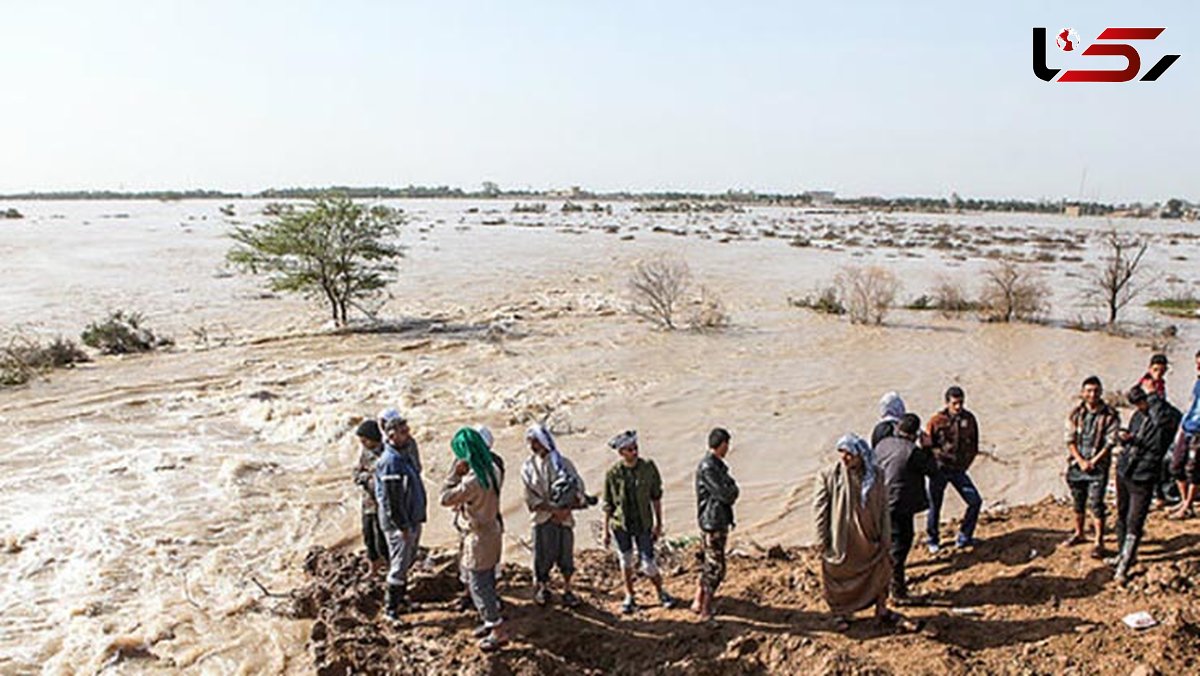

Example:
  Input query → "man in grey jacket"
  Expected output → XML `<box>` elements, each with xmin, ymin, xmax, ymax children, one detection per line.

<box><xmin>692</xmin><ymin>427</ymin><xmax>739</xmax><ymax>621</ymax></box>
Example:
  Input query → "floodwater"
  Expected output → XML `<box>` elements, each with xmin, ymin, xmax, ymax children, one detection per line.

<box><xmin>1</xmin><ymin>199</ymin><xmax>1198</xmax><ymax>673</ymax></box>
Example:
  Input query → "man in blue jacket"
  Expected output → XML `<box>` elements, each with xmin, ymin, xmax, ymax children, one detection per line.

<box><xmin>1168</xmin><ymin>349</ymin><xmax>1200</xmax><ymax>520</ymax></box>
<box><xmin>375</xmin><ymin>414</ymin><xmax>428</xmax><ymax>619</ymax></box>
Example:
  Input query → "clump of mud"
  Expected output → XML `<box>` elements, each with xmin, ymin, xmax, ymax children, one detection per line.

<box><xmin>298</xmin><ymin>500</ymin><xmax>1200</xmax><ymax>675</ymax></box>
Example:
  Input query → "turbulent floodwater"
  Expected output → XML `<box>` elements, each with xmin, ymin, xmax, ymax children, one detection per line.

<box><xmin>1</xmin><ymin>199</ymin><xmax>1198</xmax><ymax>673</ymax></box>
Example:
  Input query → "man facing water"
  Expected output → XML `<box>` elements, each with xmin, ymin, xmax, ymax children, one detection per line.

<box><xmin>874</xmin><ymin>413</ymin><xmax>933</xmax><ymax>603</ymax></box>
<box><xmin>1168</xmin><ymin>349</ymin><xmax>1200</xmax><ymax>520</ymax></box>
<box><xmin>1112</xmin><ymin>385</ymin><xmax>1179</xmax><ymax>583</ymax></box>
<box><xmin>693</xmin><ymin>427</ymin><xmax>739</xmax><ymax>621</ymax></box>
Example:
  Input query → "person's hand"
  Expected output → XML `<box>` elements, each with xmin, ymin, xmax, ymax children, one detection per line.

<box><xmin>652</xmin><ymin>524</ymin><xmax>663</xmax><ymax>541</ymax></box>
<box><xmin>552</xmin><ymin>508</ymin><xmax>570</xmax><ymax>523</ymax></box>
<box><xmin>1118</xmin><ymin>430</ymin><xmax>1132</xmax><ymax>443</ymax></box>
<box><xmin>1082</xmin><ymin>460</ymin><xmax>1094</xmax><ymax>473</ymax></box>
<box><xmin>453</xmin><ymin>460</ymin><xmax>469</xmax><ymax>477</ymax></box>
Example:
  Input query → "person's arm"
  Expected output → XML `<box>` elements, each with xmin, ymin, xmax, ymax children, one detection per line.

<box><xmin>439</xmin><ymin>462</ymin><xmax>472</xmax><ymax>507</ymax></box>
<box><xmin>354</xmin><ymin>450</ymin><xmax>373</xmax><ymax>486</ymax></box>
<box><xmin>699</xmin><ymin>460</ymin><xmax>740</xmax><ymax>505</ymax></box>
<box><xmin>380</xmin><ymin>464</ymin><xmax>411</xmax><ymax>531</ymax></box>
<box><xmin>813</xmin><ymin>470</ymin><xmax>831</xmax><ymax>553</ymax></box>
<box><xmin>522</xmin><ymin>462</ymin><xmax>553</xmax><ymax>512</ymax></box>
<box><xmin>602</xmin><ymin>469</ymin><xmax>615</xmax><ymax>547</ymax></box>
<box><xmin>649</xmin><ymin>462</ymin><xmax>664</xmax><ymax>539</ymax></box>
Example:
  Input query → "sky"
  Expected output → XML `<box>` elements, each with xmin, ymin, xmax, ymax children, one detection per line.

<box><xmin>1</xmin><ymin>1</ymin><xmax>1196</xmax><ymax>202</ymax></box>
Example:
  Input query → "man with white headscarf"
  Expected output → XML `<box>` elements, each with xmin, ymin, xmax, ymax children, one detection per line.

<box><xmin>521</xmin><ymin>423</ymin><xmax>588</xmax><ymax>608</ymax></box>
<box><xmin>815</xmin><ymin>433</ymin><xmax>912</xmax><ymax>632</ymax></box>
<box><xmin>872</xmin><ymin>392</ymin><xmax>906</xmax><ymax>448</ymax></box>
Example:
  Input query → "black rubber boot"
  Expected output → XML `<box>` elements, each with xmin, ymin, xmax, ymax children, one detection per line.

<box><xmin>1114</xmin><ymin>535</ymin><xmax>1140</xmax><ymax>584</ymax></box>
<box><xmin>385</xmin><ymin>584</ymin><xmax>407</xmax><ymax>619</ymax></box>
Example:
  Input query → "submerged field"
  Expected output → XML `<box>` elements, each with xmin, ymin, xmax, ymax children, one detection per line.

<box><xmin>1</xmin><ymin>199</ymin><xmax>1198</xmax><ymax>672</ymax></box>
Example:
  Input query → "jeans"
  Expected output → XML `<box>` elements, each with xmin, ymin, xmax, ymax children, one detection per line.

<box><xmin>926</xmin><ymin>470</ymin><xmax>982</xmax><ymax>544</ymax></box>
<box><xmin>382</xmin><ymin>522</ymin><xmax>422</xmax><ymax>587</ymax></box>
<box><xmin>612</xmin><ymin>528</ymin><xmax>659</xmax><ymax>577</ymax></box>
<box><xmin>889</xmin><ymin>509</ymin><xmax>915</xmax><ymax>591</ymax></box>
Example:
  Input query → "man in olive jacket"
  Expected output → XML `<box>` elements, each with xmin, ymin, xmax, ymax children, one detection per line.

<box><xmin>693</xmin><ymin>427</ymin><xmax>739</xmax><ymax>621</ymax></box>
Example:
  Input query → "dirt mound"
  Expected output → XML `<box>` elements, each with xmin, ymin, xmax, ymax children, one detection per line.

<box><xmin>296</xmin><ymin>499</ymin><xmax>1200</xmax><ymax>674</ymax></box>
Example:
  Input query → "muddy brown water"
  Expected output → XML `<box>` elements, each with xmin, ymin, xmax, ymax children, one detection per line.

<box><xmin>1</xmin><ymin>199</ymin><xmax>1197</xmax><ymax>672</ymax></box>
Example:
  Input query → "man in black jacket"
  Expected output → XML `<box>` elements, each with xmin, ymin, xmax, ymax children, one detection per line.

<box><xmin>874</xmin><ymin>413</ymin><xmax>933</xmax><ymax>602</ymax></box>
<box><xmin>693</xmin><ymin>427</ymin><xmax>739</xmax><ymax>621</ymax></box>
<box><xmin>1113</xmin><ymin>386</ymin><xmax>1182</xmax><ymax>583</ymax></box>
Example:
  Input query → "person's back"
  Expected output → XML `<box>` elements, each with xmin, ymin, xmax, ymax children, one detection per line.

<box><xmin>696</xmin><ymin>450</ymin><xmax>738</xmax><ymax>531</ymax></box>
<box><xmin>874</xmin><ymin>435</ymin><xmax>930</xmax><ymax>514</ymax></box>
<box><xmin>376</xmin><ymin>446</ymin><xmax>428</xmax><ymax>530</ymax></box>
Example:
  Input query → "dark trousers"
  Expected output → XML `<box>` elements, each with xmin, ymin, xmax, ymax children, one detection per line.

<box><xmin>889</xmin><ymin>509</ymin><xmax>915</xmax><ymax>592</ymax></box>
<box><xmin>362</xmin><ymin>512</ymin><xmax>388</xmax><ymax>561</ymax></box>
<box><xmin>1116</xmin><ymin>476</ymin><xmax>1153</xmax><ymax>543</ymax></box>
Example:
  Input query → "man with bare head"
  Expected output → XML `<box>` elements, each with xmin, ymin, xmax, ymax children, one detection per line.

<box><xmin>1064</xmin><ymin>376</ymin><xmax>1120</xmax><ymax>559</ymax></box>
<box><xmin>925</xmin><ymin>386</ymin><xmax>982</xmax><ymax>552</ymax></box>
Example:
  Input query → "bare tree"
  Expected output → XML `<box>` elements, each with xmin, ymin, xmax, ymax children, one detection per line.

<box><xmin>629</xmin><ymin>254</ymin><xmax>692</xmax><ymax>330</ymax></box>
<box><xmin>834</xmin><ymin>265</ymin><xmax>900</xmax><ymax>325</ymax></box>
<box><xmin>980</xmin><ymin>259</ymin><xmax>1049</xmax><ymax>322</ymax></box>
<box><xmin>1086</xmin><ymin>228</ymin><xmax>1150</xmax><ymax>328</ymax></box>
<box><xmin>931</xmin><ymin>275</ymin><xmax>976</xmax><ymax>318</ymax></box>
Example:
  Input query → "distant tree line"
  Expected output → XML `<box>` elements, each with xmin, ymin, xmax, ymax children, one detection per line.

<box><xmin>0</xmin><ymin>185</ymin><xmax>1188</xmax><ymax>218</ymax></box>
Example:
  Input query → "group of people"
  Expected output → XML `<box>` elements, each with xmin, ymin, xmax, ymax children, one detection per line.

<box><xmin>351</xmin><ymin>414</ymin><xmax>740</xmax><ymax>652</ymax></box>
<box><xmin>814</xmin><ymin>385</ymin><xmax>982</xmax><ymax>632</ymax></box>
<box><xmin>813</xmin><ymin>349</ymin><xmax>1200</xmax><ymax>631</ymax></box>
<box><xmin>348</xmin><ymin>348</ymin><xmax>1200</xmax><ymax>649</ymax></box>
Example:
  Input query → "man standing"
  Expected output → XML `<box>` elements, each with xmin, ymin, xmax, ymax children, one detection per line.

<box><xmin>874</xmin><ymin>413</ymin><xmax>933</xmax><ymax>602</ymax></box>
<box><xmin>352</xmin><ymin>419</ymin><xmax>388</xmax><ymax>573</ymax></box>
<box><xmin>379</xmin><ymin>407</ymin><xmax>421</xmax><ymax>474</ymax></box>
<box><xmin>693</xmin><ymin>427</ymin><xmax>739</xmax><ymax>621</ymax></box>
<box><xmin>521</xmin><ymin>424</ymin><xmax>586</xmax><ymax>608</ymax></box>
<box><xmin>1113</xmin><ymin>386</ymin><xmax>1179</xmax><ymax>583</ymax></box>
<box><xmin>1136</xmin><ymin>353</ymin><xmax>1169</xmax><ymax>400</ymax></box>
<box><xmin>375</xmin><ymin>414</ymin><xmax>428</xmax><ymax>619</ymax></box>
<box><xmin>603</xmin><ymin>430</ymin><xmax>678</xmax><ymax>614</ymax></box>
<box><xmin>1064</xmin><ymin>376</ymin><xmax>1120</xmax><ymax>559</ymax></box>
<box><xmin>1169</xmin><ymin>349</ymin><xmax>1200</xmax><ymax>520</ymax></box>
<box><xmin>440</xmin><ymin>427</ymin><xmax>508</xmax><ymax>651</ymax></box>
<box><xmin>925</xmin><ymin>386</ymin><xmax>983</xmax><ymax>552</ymax></box>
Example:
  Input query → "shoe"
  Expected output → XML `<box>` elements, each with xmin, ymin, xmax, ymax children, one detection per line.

<box><xmin>927</xmin><ymin>542</ymin><xmax>941</xmax><ymax>554</ymax></box>
<box><xmin>659</xmin><ymin>591</ymin><xmax>678</xmax><ymax>609</ymax></box>
<box><xmin>584</xmin><ymin>494</ymin><xmax>599</xmax><ymax>507</ymax></box>
<box><xmin>472</xmin><ymin>624</ymin><xmax>492</xmax><ymax>639</ymax></box>
<box><xmin>955</xmin><ymin>535</ymin><xmax>978</xmax><ymax>549</ymax></box>
<box><xmin>1114</xmin><ymin>534</ymin><xmax>1140</xmax><ymax>584</ymax></box>
<box><xmin>384</xmin><ymin>584</ymin><xmax>408</xmax><ymax>620</ymax></box>
<box><xmin>1062</xmin><ymin>533</ymin><xmax>1086</xmax><ymax>546</ymax></box>
<box><xmin>621</xmin><ymin>596</ymin><xmax>637</xmax><ymax>614</ymax></box>
<box><xmin>479</xmin><ymin>634</ymin><xmax>507</xmax><ymax>653</ymax></box>
<box><xmin>562</xmin><ymin>591</ymin><xmax>582</xmax><ymax>608</ymax></box>
<box><xmin>534</xmin><ymin>587</ymin><xmax>549</xmax><ymax>607</ymax></box>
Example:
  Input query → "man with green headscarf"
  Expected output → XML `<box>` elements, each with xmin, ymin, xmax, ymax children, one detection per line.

<box><xmin>440</xmin><ymin>427</ymin><xmax>508</xmax><ymax>652</ymax></box>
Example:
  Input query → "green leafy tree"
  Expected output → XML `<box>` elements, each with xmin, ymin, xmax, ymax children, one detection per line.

<box><xmin>227</xmin><ymin>195</ymin><xmax>404</xmax><ymax>326</ymax></box>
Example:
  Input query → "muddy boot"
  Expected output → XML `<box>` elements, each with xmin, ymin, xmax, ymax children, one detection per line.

<box><xmin>1114</xmin><ymin>535</ymin><xmax>1140</xmax><ymax>584</ymax></box>
<box><xmin>385</xmin><ymin>584</ymin><xmax>408</xmax><ymax>620</ymax></box>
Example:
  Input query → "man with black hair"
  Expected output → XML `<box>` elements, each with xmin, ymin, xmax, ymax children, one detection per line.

<box><xmin>693</xmin><ymin>427</ymin><xmax>739</xmax><ymax>621</ymax></box>
<box><xmin>1112</xmin><ymin>385</ymin><xmax>1179</xmax><ymax>583</ymax></box>
<box><xmin>875</xmin><ymin>413</ymin><xmax>933</xmax><ymax>602</ymax></box>
<box><xmin>925</xmin><ymin>386</ymin><xmax>982</xmax><ymax>552</ymax></box>
<box><xmin>352</xmin><ymin>419</ymin><xmax>388</xmax><ymax>573</ymax></box>
<box><xmin>1064</xmin><ymin>376</ymin><xmax>1120</xmax><ymax>559</ymax></box>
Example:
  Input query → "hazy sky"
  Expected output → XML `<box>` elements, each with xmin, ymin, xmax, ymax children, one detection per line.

<box><xmin>2</xmin><ymin>1</ymin><xmax>1196</xmax><ymax>201</ymax></box>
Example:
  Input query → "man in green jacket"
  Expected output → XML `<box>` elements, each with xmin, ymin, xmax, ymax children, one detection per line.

<box><xmin>603</xmin><ymin>430</ymin><xmax>679</xmax><ymax>614</ymax></box>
